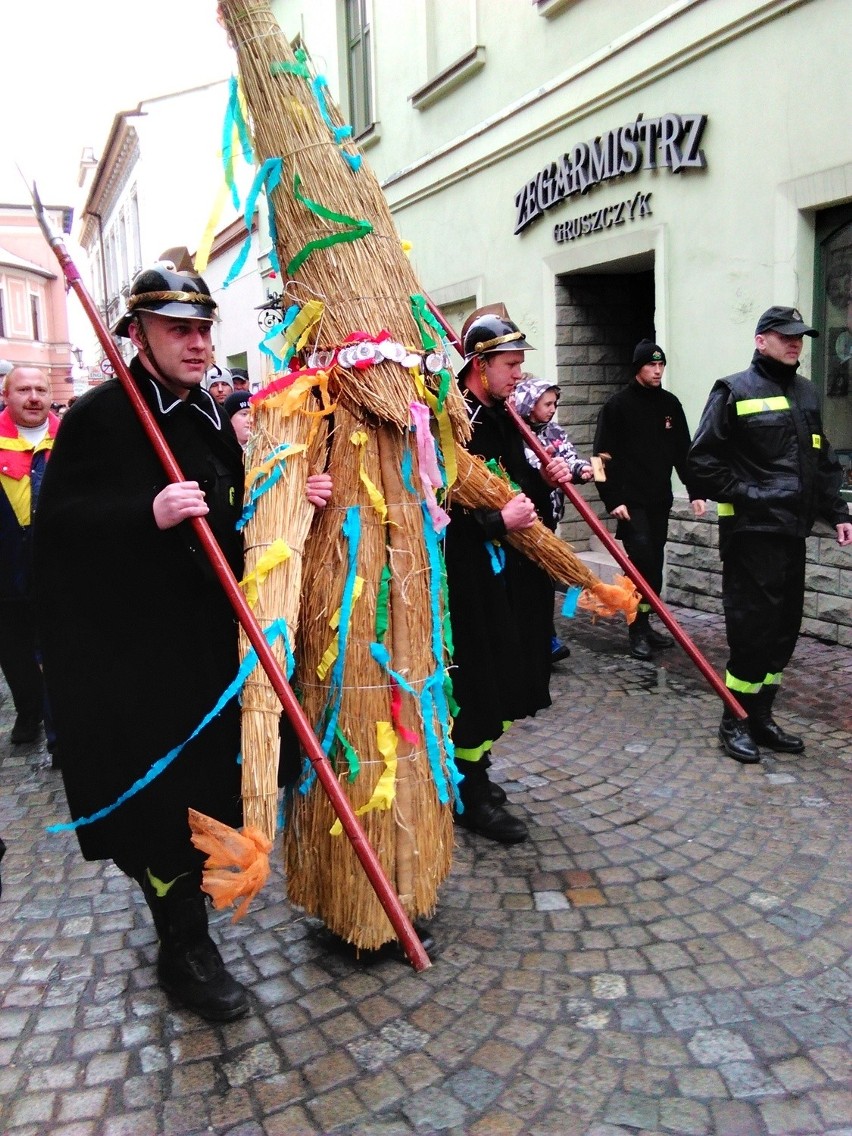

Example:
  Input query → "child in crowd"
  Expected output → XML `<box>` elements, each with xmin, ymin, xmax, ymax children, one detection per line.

<box><xmin>511</xmin><ymin>375</ymin><xmax>594</xmax><ymax>663</ymax></box>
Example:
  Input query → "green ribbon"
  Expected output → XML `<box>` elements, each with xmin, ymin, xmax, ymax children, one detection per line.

<box><xmin>269</xmin><ymin>48</ymin><xmax>311</xmax><ymax>80</ymax></box>
<box><xmin>410</xmin><ymin>294</ymin><xmax>452</xmax><ymax>411</ymax></box>
<box><xmin>287</xmin><ymin>173</ymin><xmax>373</xmax><ymax>274</ymax></box>
<box><xmin>484</xmin><ymin>458</ymin><xmax>520</xmax><ymax>493</ymax></box>
<box><xmin>375</xmin><ymin>562</ymin><xmax>391</xmax><ymax>644</ymax></box>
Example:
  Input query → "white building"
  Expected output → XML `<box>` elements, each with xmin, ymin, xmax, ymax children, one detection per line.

<box><xmin>76</xmin><ymin>80</ymin><xmax>268</xmax><ymax>380</ymax></box>
<box><xmin>266</xmin><ymin>0</ymin><xmax>851</xmax><ymax>642</ymax></box>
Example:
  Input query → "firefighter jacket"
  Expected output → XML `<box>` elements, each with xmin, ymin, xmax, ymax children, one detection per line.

<box><xmin>687</xmin><ymin>351</ymin><xmax>848</xmax><ymax>554</ymax></box>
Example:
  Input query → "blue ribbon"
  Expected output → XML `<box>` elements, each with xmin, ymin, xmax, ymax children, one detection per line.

<box><xmin>237</xmin><ymin>441</ymin><xmax>302</xmax><ymax>531</ymax></box>
<box><xmin>258</xmin><ymin>304</ymin><xmax>301</xmax><ymax>372</ymax></box>
<box><xmin>311</xmin><ymin>75</ymin><xmax>362</xmax><ymax>172</ymax></box>
<box><xmin>299</xmin><ymin>506</ymin><xmax>362</xmax><ymax>796</ymax></box>
<box><xmin>224</xmin><ymin>158</ymin><xmax>283</xmax><ymax>288</ymax></box>
<box><xmin>223</xmin><ymin>76</ymin><xmax>255</xmax><ymax>209</ymax></box>
<box><xmin>48</xmin><ymin>620</ymin><xmax>293</xmax><ymax>834</ymax></box>
<box><xmin>419</xmin><ymin>501</ymin><xmax>461</xmax><ymax>805</ymax></box>
<box><xmin>400</xmin><ymin>442</ymin><xmax>416</xmax><ymax>495</ymax></box>
<box><xmin>561</xmin><ymin>585</ymin><xmax>582</xmax><ymax>619</ymax></box>
<box><xmin>486</xmin><ymin>541</ymin><xmax>506</xmax><ymax>575</ymax></box>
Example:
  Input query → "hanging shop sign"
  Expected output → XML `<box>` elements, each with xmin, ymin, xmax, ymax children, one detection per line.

<box><xmin>513</xmin><ymin>112</ymin><xmax>707</xmax><ymax>235</ymax></box>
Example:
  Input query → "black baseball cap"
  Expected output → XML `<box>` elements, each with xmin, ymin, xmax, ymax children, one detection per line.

<box><xmin>755</xmin><ymin>307</ymin><xmax>818</xmax><ymax>338</ymax></box>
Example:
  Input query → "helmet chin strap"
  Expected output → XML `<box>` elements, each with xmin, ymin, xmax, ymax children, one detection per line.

<box><xmin>133</xmin><ymin>316</ymin><xmax>196</xmax><ymax>393</ymax></box>
<box><xmin>478</xmin><ymin>356</ymin><xmax>491</xmax><ymax>395</ymax></box>
<box><xmin>133</xmin><ymin>318</ymin><xmax>170</xmax><ymax>385</ymax></box>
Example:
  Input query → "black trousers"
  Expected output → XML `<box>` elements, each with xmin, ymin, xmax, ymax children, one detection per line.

<box><xmin>722</xmin><ymin>532</ymin><xmax>805</xmax><ymax>687</ymax></box>
<box><xmin>0</xmin><ymin>598</ymin><xmax>44</xmax><ymax>722</ymax></box>
<box><xmin>616</xmin><ymin>505</ymin><xmax>670</xmax><ymax>603</ymax></box>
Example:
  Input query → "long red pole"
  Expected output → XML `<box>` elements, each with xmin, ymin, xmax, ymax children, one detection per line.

<box><xmin>32</xmin><ymin>189</ymin><xmax>430</xmax><ymax>970</ymax></box>
<box><xmin>426</xmin><ymin>296</ymin><xmax>745</xmax><ymax>721</ymax></box>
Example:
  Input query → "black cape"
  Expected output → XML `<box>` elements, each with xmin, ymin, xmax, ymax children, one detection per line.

<box><xmin>33</xmin><ymin>358</ymin><xmax>245</xmax><ymax>874</ymax></box>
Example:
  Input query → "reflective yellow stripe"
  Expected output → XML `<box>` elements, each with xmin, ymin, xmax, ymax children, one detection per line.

<box><xmin>717</xmin><ymin>503</ymin><xmax>734</xmax><ymax>517</ymax></box>
<box><xmin>735</xmin><ymin>396</ymin><xmax>789</xmax><ymax>416</ymax></box>
<box><xmin>764</xmin><ymin>672</ymin><xmax>782</xmax><ymax>687</ymax></box>
<box><xmin>725</xmin><ymin>670</ymin><xmax>762</xmax><ymax>695</ymax></box>
<box><xmin>812</xmin><ymin>434</ymin><xmax>821</xmax><ymax>449</ymax></box>
<box><xmin>455</xmin><ymin>722</ymin><xmax>513</xmax><ymax>763</ymax></box>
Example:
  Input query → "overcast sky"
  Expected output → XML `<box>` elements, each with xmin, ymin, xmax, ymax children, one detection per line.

<box><xmin>1</xmin><ymin>0</ymin><xmax>237</xmax><ymax>207</ymax></box>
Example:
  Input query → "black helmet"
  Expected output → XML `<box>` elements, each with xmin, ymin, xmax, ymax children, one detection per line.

<box><xmin>113</xmin><ymin>263</ymin><xmax>218</xmax><ymax>337</ymax></box>
<box><xmin>458</xmin><ymin>305</ymin><xmax>534</xmax><ymax>380</ymax></box>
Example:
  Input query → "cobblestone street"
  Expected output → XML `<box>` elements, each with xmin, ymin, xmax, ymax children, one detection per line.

<box><xmin>1</xmin><ymin>604</ymin><xmax>850</xmax><ymax>1136</ymax></box>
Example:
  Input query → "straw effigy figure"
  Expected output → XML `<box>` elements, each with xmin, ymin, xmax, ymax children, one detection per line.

<box><xmin>212</xmin><ymin>0</ymin><xmax>636</xmax><ymax>950</ymax></box>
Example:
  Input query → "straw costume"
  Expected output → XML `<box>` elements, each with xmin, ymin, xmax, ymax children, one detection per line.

<box><xmin>207</xmin><ymin>0</ymin><xmax>637</xmax><ymax>950</ymax></box>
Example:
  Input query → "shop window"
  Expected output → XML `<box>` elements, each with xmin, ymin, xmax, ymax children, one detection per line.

<box><xmin>345</xmin><ymin>0</ymin><xmax>374</xmax><ymax>138</ymax></box>
<box><xmin>814</xmin><ymin>205</ymin><xmax>852</xmax><ymax>495</ymax></box>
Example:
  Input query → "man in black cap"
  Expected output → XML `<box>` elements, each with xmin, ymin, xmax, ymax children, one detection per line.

<box><xmin>34</xmin><ymin>264</ymin><xmax>249</xmax><ymax>1021</ymax></box>
<box><xmin>594</xmin><ymin>339</ymin><xmax>705</xmax><ymax>660</ymax></box>
<box><xmin>688</xmin><ymin>307</ymin><xmax>851</xmax><ymax>763</ymax></box>
<box><xmin>446</xmin><ymin>306</ymin><xmax>573</xmax><ymax>844</ymax></box>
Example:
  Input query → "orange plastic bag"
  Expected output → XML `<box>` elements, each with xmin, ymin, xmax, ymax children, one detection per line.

<box><xmin>188</xmin><ymin>808</ymin><xmax>273</xmax><ymax>922</ymax></box>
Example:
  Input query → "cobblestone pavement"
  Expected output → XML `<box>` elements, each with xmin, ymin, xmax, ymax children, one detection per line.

<box><xmin>0</xmin><ymin>604</ymin><xmax>850</xmax><ymax>1136</ymax></box>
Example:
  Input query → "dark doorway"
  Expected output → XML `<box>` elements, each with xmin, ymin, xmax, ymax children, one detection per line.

<box><xmin>554</xmin><ymin>265</ymin><xmax>655</xmax><ymax>548</ymax></box>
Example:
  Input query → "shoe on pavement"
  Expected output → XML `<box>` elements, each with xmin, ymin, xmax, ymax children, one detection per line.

<box><xmin>10</xmin><ymin>716</ymin><xmax>42</xmax><ymax>744</ymax></box>
<box><xmin>551</xmin><ymin>638</ymin><xmax>571</xmax><ymax>663</ymax></box>
<box><xmin>748</xmin><ymin>717</ymin><xmax>804</xmax><ymax>753</ymax></box>
<box><xmin>454</xmin><ymin>801</ymin><xmax>528</xmax><ymax>844</ymax></box>
<box><xmin>157</xmin><ymin>937</ymin><xmax>249</xmax><ymax>1022</ymax></box>
<box><xmin>645</xmin><ymin>625</ymin><xmax>674</xmax><ymax>649</ymax></box>
<box><xmin>486</xmin><ymin>781</ymin><xmax>508</xmax><ymax>806</ymax></box>
<box><xmin>628</xmin><ymin>627</ymin><xmax>652</xmax><ymax>661</ymax></box>
<box><xmin>718</xmin><ymin>712</ymin><xmax>761</xmax><ymax>764</ymax></box>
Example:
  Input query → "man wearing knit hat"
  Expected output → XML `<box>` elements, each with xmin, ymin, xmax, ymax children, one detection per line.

<box><xmin>688</xmin><ymin>307</ymin><xmax>851</xmax><ymax>764</ymax></box>
<box><xmin>204</xmin><ymin>364</ymin><xmax>234</xmax><ymax>406</ymax></box>
<box><xmin>594</xmin><ymin>339</ymin><xmax>706</xmax><ymax>660</ymax></box>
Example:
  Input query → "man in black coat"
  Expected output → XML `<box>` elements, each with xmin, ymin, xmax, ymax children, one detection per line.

<box><xmin>594</xmin><ymin>339</ymin><xmax>705</xmax><ymax>660</ymax></box>
<box><xmin>688</xmin><ymin>306</ymin><xmax>852</xmax><ymax>763</ymax></box>
<box><xmin>445</xmin><ymin>308</ymin><xmax>573</xmax><ymax>844</ymax></box>
<box><xmin>34</xmin><ymin>265</ymin><xmax>248</xmax><ymax>1021</ymax></box>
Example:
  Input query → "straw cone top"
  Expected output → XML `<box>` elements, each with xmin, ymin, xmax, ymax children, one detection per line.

<box><xmin>217</xmin><ymin>0</ymin><xmax>469</xmax><ymax>439</ymax></box>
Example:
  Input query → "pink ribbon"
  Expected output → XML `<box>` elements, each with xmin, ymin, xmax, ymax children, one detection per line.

<box><xmin>410</xmin><ymin>402</ymin><xmax>451</xmax><ymax>533</ymax></box>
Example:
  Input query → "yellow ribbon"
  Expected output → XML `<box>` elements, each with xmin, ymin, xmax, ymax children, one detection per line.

<box><xmin>330</xmin><ymin>721</ymin><xmax>398</xmax><ymax>835</ymax></box>
<box><xmin>194</xmin><ymin>181</ymin><xmax>230</xmax><ymax>274</ymax></box>
<box><xmin>244</xmin><ymin>443</ymin><xmax>307</xmax><ymax>491</ymax></box>
<box><xmin>317</xmin><ymin>577</ymin><xmax>365</xmax><ymax>680</ymax></box>
<box><xmin>196</xmin><ymin>80</ymin><xmax>251</xmax><ymax>273</ymax></box>
<box><xmin>350</xmin><ymin>430</ymin><xmax>388</xmax><ymax>523</ymax></box>
<box><xmin>264</xmin><ymin>300</ymin><xmax>325</xmax><ymax>362</ymax></box>
<box><xmin>239</xmin><ymin>539</ymin><xmax>291</xmax><ymax>608</ymax></box>
<box><xmin>260</xmin><ymin>369</ymin><xmax>336</xmax><ymax>424</ymax></box>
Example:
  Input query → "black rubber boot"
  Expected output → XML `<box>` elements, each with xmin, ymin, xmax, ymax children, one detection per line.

<box><xmin>718</xmin><ymin>708</ymin><xmax>761</xmax><ymax>764</ymax></box>
<box><xmin>645</xmin><ymin>622</ymin><xmax>673</xmax><ymax>649</ymax></box>
<box><xmin>10</xmin><ymin>715</ymin><xmax>42</xmax><ymax>744</ymax></box>
<box><xmin>454</xmin><ymin>759</ymin><xmax>527</xmax><ymax>844</ymax></box>
<box><xmin>628</xmin><ymin>613</ymin><xmax>652</xmax><ymax>660</ymax></box>
<box><xmin>748</xmin><ymin>686</ymin><xmax>804</xmax><ymax>753</ymax></box>
<box><xmin>143</xmin><ymin>871</ymin><xmax>249</xmax><ymax>1022</ymax></box>
<box><xmin>481</xmin><ymin>751</ymin><xmax>508</xmax><ymax>806</ymax></box>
